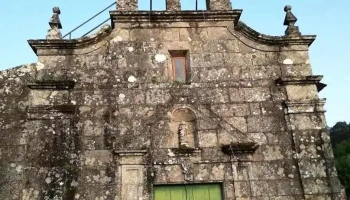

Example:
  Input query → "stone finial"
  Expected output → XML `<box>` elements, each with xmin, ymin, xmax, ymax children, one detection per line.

<box><xmin>283</xmin><ymin>5</ymin><xmax>301</xmax><ymax>36</ymax></box>
<box><xmin>166</xmin><ymin>0</ymin><xmax>181</xmax><ymax>11</ymax></box>
<box><xmin>50</xmin><ymin>7</ymin><xmax>62</xmax><ymax>29</ymax></box>
<box><xmin>46</xmin><ymin>7</ymin><xmax>62</xmax><ymax>39</ymax></box>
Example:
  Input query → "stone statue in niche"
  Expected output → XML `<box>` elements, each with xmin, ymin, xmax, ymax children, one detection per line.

<box><xmin>169</xmin><ymin>108</ymin><xmax>197</xmax><ymax>149</ymax></box>
<box><xmin>179</xmin><ymin>121</ymin><xmax>189</xmax><ymax>148</ymax></box>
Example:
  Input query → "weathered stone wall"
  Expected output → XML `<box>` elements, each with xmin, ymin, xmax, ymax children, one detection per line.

<box><xmin>0</xmin><ymin>11</ymin><xmax>344</xmax><ymax>200</ymax></box>
<box><xmin>0</xmin><ymin>63</ymin><xmax>45</xmax><ymax>199</ymax></box>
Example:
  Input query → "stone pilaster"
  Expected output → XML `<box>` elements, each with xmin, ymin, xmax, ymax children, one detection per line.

<box><xmin>206</xmin><ymin>0</ymin><xmax>232</xmax><ymax>10</ymax></box>
<box><xmin>117</xmin><ymin>0</ymin><xmax>138</xmax><ymax>11</ymax></box>
<box><xmin>280</xmin><ymin>75</ymin><xmax>344</xmax><ymax>199</ymax></box>
<box><xmin>166</xmin><ymin>0</ymin><xmax>181</xmax><ymax>11</ymax></box>
<box><xmin>115</xmin><ymin>150</ymin><xmax>147</xmax><ymax>200</ymax></box>
<box><xmin>25</xmin><ymin>107</ymin><xmax>77</xmax><ymax>199</ymax></box>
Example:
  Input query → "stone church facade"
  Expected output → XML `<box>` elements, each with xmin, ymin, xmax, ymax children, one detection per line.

<box><xmin>0</xmin><ymin>0</ymin><xmax>346</xmax><ymax>199</ymax></box>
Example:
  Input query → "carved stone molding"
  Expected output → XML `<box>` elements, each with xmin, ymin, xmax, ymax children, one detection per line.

<box><xmin>235</xmin><ymin>21</ymin><xmax>316</xmax><ymax>46</ymax></box>
<box><xmin>28</xmin><ymin>24</ymin><xmax>112</xmax><ymax>55</ymax></box>
<box><xmin>222</xmin><ymin>142</ymin><xmax>259</xmax><ymax>155</ymax></box>
<box><xmin>27</xmin><ymin>105</ymin><xmax>76</xmax><ymax>120</ymax></box>
<box><xmin>110</xmin><ymin>10</ymin><xmax>242</xmax><ymax>25</ymax></box>
<box><xmin>28</xmin><ymin>80</ymin><xmax>75</xmax><ymax>90</ymax></box>
<box><xmin>114</xmin><ymin>149</ymin><xmax>148</xmax><ymax>165</ymax></box>
<box><xmin>181</xmin><ymin>159</ymin><xmax>193</xmax><ymax>181</ymax></box>
<box><xmin>276</xmin><ymin>75</ymin><xmax>326</xmax><ymax>92</ymax></box>
<box><xmin>284</xmin><ymin>99</ymin><xmax>326</xmax><ymax>114</ymax></box>
<box><xmin>171</xmin><ymin>148</ymin><xmax>201</xmax><ymax>157</ymax></box>
<box><xmin>113</xmin><ymin>149</ymin><xmax>148</xmax><ymax>156</ymax></box>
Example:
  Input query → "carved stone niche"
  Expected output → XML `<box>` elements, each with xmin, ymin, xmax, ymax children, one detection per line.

<box><xmin>169</xmin><ymin>108</ymin><xmax>197</xmax><ymax>150</ymax></box>
<box><xmin>221</xmin><ymin>142</ymin><xmax>259</xmax><ymax>155</ymax></box>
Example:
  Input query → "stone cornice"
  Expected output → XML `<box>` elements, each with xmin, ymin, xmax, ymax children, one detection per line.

<box><xmin>284</xmin><ymin>99</ymin><xmax>326</xmax><ymax>114</ymax></box>
<box><xmin>235</xmin><ymin>21</ymin><xmax>316</xmax><ymax>46</ymax></box>
<box><xmin>27</xmin><ymin>105</ymin><xmax>76</xmax><ymax>120</ymax></box>
<box><xmin>171</xmin><ymin>148</ymin><xmax>201</xmax><ymax>156</ymax></box>
<box><xmin>28</xmin><ymin>24</ymin><xmax>112</xmax><ymax>55</ymax></box>
<box><xmin>113</xmin><ymin>149</ymin><xmax>148</xmax><ymax>156</ymax></box>
<box><xmin>27</xmin><ymin>105</ymin><xmax>76</xmax><ymax>113</ymax></box>
<box><xmin>28</xmin><ymin>80</ymin><xmax>75</xmax><ymax>90</ymax></box>
<box><xmin>221</xmin><ymin>142</ymin><xmax>259</xmax><ymax>155</ymax></box>
<box><xmin>27</xmin><ymin>10</ymin><xmax>317</xmax><ymax>55</ymax></box>
<box><xmin>276</xmin><ymin>75</ymin><xmax>327</xmax><ymax>92</ymax></box>
<box><xmin>110</xmin><ymin>10</ymin><xmax>242</xmax><ymax>26</ymax></box>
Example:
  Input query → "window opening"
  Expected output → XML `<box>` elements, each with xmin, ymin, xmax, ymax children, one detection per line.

<box><xmin>138</xmin><ymin>0</ymin><xmax>151</xmax><ymax>10</ymax></box>
<box><xmin>172</xmin><ymin>57</ymin><xmax>186</xmax><ymax>83</ymax></box>
<box><xmin>169</xmin><ymin>50</ymin><xmax>190</xmax><ymax>83</ymax></box>
<box><xmin>152</xmin><ymin>0</ymin><xmax>166</xmax><ymax>10</ymax></box>
<box><xmin>180</xmin><ymin>0</ymin><xmax>207</xmax><ymax>10</ymax></box>
<box><xmin>138</xmin><ymin>0</ymin><xmax>166</xmax><ymax>10</ymax></box>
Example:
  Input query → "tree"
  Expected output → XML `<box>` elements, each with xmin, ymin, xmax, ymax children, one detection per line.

<box><xmin>333</xmin><ymin>139</ymin><xmax>350</xmax><ymax>188</ymax></box>
<box><xmin>330</xmin><ymin>121</ymin><xmax>350</xmax><ymax>147</ymax></box>
<box><xmin>330</xmin><ymin>121</ymin><xmax>350</xmax><ymax>192</ymax></box>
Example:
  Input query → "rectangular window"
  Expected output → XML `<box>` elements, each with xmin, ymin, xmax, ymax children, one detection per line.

<box><xmin>172</xmin><ymin>57</ymin><xmax>187</xmax><ymax>83</ymax></box>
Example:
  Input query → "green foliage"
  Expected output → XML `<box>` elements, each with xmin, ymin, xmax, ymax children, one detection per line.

<box><xmin>335</xmin><ymin>153</ymin><xmax>350</xmax><ymax>187</ymax></box>
<box><xmin>330</xmin><ymin>121</ymin><xmax>350</xmax><ymax>190</ymax></box>
<box><xmin>330</xmin><ymin>121</ymin><xmax>350</xmax><ymax>147</ymax></box>
<box><xmin>333</xmin><ymin>139</ymin><xmax>350</xmax><ymax>188</ymax></box>
<box><xmin>334</xmin><ymin>139</ymin><xmax>350</xmax><ymax>157</ymax></box>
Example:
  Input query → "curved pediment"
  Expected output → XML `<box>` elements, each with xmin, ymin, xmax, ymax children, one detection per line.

<box><xmin>235</xmin><ymin>21</ymin><xmax>316</xmax><ymax>47</ymax></box>
<box><xmin>28</xmin><ymin>9</ymin><xmax>316</xmax><ymax>56</ymax></box>
<box><xmin>28</xmin><ymin>24</ymin><xmax>112</xmax><ymax>55</ymax></box>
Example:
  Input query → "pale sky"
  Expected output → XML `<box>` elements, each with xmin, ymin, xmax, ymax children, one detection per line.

<box><xmin>0</xmin><ymin>0</ymin><xmax>349</xmax><ymax>126</ymax></box>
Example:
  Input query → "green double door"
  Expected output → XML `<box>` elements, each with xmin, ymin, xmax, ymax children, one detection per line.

<box><xmin>154</xmin><ymin>184</ymin><xmax>223</xmax><ymax>200</ymax></box>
